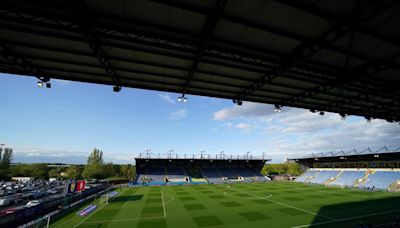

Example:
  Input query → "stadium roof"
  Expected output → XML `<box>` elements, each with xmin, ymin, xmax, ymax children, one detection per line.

<box><xmin>289</xmin><ymin>146</ymin><xmax>400</xmax><ymax>164</ymax></box>
<box><xmin>291</xmin><ymin>146</ymin><xmax>400</xmax><ymax>159</ymax></box>
<box><xmin>136</xmin><ymin>152</ymin><xmax>270</xmax><ymax>161</ymax></box>
<box><xmin>1</xmin><ymin>0</ymin><xmax>400</xmax><ymax>122</ymax></box>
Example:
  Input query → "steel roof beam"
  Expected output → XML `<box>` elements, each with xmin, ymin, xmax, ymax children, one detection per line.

<box><xmin>2</xmin><ymin>38</ymin><xmax>398</xmax><ymax>113</ymax></box>
<box><xmin>235</xmin><ymin>0</ymin><xmax>396</xmax><ymax>101</ymax></box>
<box><xmin>181</xmin><ymin>0</ymin><xmax>228</xmax><ymax>96</ymax></box>
<box><xmin>1</xmin><ymin>6</ymin><xmax>396</xmax><ymax>101</ymax></box>
<box><xmin>73</xmin><ymin>0</ymin><xmax>120</xmax><ymax>88</ymax></box>
<box><xmin>150</xmin><ymin>0</ymin><xmax>399</xmax><ymax>71</ymax></box>
<box><xmin>0</xmin><ymin>43</ymin><xmax>51</xmax><ymax>82</ymax></box>
<box><xmin>274</xmin><ymin>0</ymin><xmax>400</xmax><ymax>48</ymax></box>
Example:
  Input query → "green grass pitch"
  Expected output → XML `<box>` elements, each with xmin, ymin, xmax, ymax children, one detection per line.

<box><xmin>51</xmin><ymin>182</ymin><xmax>400</xmax><ymax>228</ymax></box>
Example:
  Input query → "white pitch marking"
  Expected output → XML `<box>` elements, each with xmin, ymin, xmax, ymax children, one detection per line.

<box><xmin>291</xmin><ymin>209</ymin><xmax>400</xmax><ymax>228</ymax></box>
<box><xmin>231</xmin><ymin>188</ymin><xmax>333</xmax><ymax>221</ymax></box>
<box><xmin>161</xmin><ymin>188</ymin><xmax>167</xmax><ymax>218</ymax></box>
<box><xmin>74</xmin><ymin>203</ymin><xmax>107</xmax><ymax>228</ymax></box>
<box><xmin>81</xmin><ymin>216</ymin><xmax>165</xmax><ymax>224</ymax></box>
<box><xmin>164</xmin><ymin>194</ymin><xmax>175</xmax><ymax>204</ymax></box>
<box><xmin>75</xmin><ymin>188</ymin><xmax>130</xmax><ymax>227</ymax></box>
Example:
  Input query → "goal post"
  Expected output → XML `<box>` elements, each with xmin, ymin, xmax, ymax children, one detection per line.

<box><xmin>99</xmin><ymin>194</ymin><xmax>109</xmax><ymax>205</ymax></box>
<box><xmin>99</xmin><ymin>191</ymin><xmax>119</xmax><ymax>205</ymax></box>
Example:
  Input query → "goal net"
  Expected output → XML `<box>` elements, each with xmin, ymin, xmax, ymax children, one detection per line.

<box><xmin>99</xmin><ymin>191</ymin><xmax>119</xmax><ymax>204</ymax></box>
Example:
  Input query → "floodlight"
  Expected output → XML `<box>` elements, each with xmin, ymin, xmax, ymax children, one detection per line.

<box><xmin>177</xmin><ymin>97</ymin><xmax>182</xmax><ymax>102</ymax></box>
<box><xmin>37</xmin><ymin>81</ymin><xmax>43</xmax><ymax>88</ymax></box>
<box><xmin>274</xmin><ymin>104</ymin><xmax>282</xmax><ymax>112</ymax></box>
<box><xmin>46</xmin><ymin>82</ymin><xmax>51</xmax><ymax>88</ymax></box>
<box><xmin>183</xmin><ymin>97</ymin><xmax>187</xmax><ymax>103</ymax></box>
<box><xmin>113</xmin><ymin>85</ymin><xmax>121</xmax><ymax>92</ymax></box>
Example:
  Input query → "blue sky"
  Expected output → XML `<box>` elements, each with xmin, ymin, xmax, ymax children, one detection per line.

<box><xmin>1</xmin><ymin>73</ymin><xmax>399</xmax><ymax>164</ymax></box>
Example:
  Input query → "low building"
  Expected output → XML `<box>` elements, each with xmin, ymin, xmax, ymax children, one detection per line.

<box><xmin>11</xmin><ymin>177</ymin><xmax>35</xmax><ymax>182</ymax></box>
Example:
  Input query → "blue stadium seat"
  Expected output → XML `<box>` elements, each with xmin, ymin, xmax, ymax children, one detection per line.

<box><xmin>330</xmin><ymin>171</ymin><xmax>365</xmax><ymax>187</ymax></box>
<box><xmin>364</xmin><ymin>171</ymin><xmax>400</xmax><ymax>190</ymax></box>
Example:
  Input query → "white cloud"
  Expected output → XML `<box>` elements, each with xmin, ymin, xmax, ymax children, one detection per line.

<box><xmin>213</xmin><ymin>102</ymin><xmax>277</xmax><ymax>120</ymax></box>
<box><xmin>52</xmin><ymin>79</ymin><xmax>72</xmax><ymax>86</ymax></box>
<box><xmin>212</xmin><ymin>102</ymin><xmax>400</xmax><ymax>161</ymax></box>
<box><xmin>235</xmin><ymin>123</ymin><xmax>254</xmax><ymax>133</ymax></box>
<box><xmin>158</xmin><ymin>93</ymin><xmax>176</xmax><ymax>104</ymax></box>
<box><xmin>221</xmin><ymin>122</ymin><xmax>233</xmax><ymax>128</ymax></box>
<box><xmin>169</xmin><ymin>109</ymin><xmax>187</xmax><ymax>120</ymax></box>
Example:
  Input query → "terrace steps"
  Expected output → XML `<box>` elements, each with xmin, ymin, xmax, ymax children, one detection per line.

<box><xmin>387</xmin><ymin>180</ymin><xmax>400</xmax><ymax>192</ymax></box>
<box><xmin>323</xmin><ymin>170</ymin><xmax>343</xmax><ymax>185</ymax></box>
<box><xmin>305</xmin><ymin>170</ymin><xmax>319</xmax><ymax>182</ymax></box>
<box><xmin>353</xmin><ymin>170</ymin><xmax>371</xmax><ymax>187</ymax></box>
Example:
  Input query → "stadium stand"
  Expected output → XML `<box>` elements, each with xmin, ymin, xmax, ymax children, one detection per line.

<box><xmin>291</xmin><ymin>146</ymin><xmax>400</xmax><ymax>191</ymax></box>
<box><xmin>295</xmin><ymin>170</ymin><xmax>318</xmax><ymax>182</ymax></box>
<box><xmin>296</xmin><ymin>169</ymin><xmax>400</xmax><ymax>190</ymax></box>
<box><xmin>200</xmin><ymin>167</ymin><xmax>224</xmax><ymax>184</ymax></box>
<box><xmin>330</xmin><ymin>171</ymin><xmax>365</xmax><ymax>187</ymax></box>
<box><xmin>218</xmin><ymin>167</ymin><xmax>238</xmax><ymax>179</ymax></box>
<box><xmin>364</xmin><ymin>171</ymin><xmax>400</xmax><ymax>190</ymax></box>
<box><xmin>166</xmin><ymin>167</ymin><xmax>186</xmax><ymax>179</ymax></box>
<box><xmin>134</xmin><ymin>155</ymin><xmax>269</xmax><ymax>185</ymax></box>
<box><xmin>309</xmin><ymin>171</ymin><xmax>340</xmax><ymax>184</ymax></box>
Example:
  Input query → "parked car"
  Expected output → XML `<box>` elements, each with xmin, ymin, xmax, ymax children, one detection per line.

<box><xmin>26</xmin><ymin>200</ymin><xmax>41</xmax><ymax>207</ymax></box>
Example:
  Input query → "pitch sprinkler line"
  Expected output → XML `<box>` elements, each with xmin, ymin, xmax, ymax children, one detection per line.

<box><xmin>291</xmin><ymin>209</ymin><xmax>400</xmax><ymax>228</ymax></box>
<box><xmin>230</xmin><ymin>188</ymin><xmax>334</xmax><ymax>221</ymax></box>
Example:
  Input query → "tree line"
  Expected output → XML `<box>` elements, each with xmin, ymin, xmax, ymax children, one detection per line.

<box><xmin>0</xmin><ymin>147</ymin><xmax>13</xmax><ymax>180</ymax></box>
<box><xmin>1</xmin><ymin>148</ymin><xmax>135</xmax><ymax>181</ymax></box>
<box><xmin>261</xmin><ymin>162</ymin><xmax>303</xmax><ymax>176</ymax></box>
<box><xmin>1</xmin><ymin>147</ymin><xmax>303</xmax><ymax>180</ymax></box>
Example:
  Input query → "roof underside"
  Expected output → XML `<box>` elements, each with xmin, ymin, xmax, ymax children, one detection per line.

<box><xmin>291</xmin><ymin>151</ymin><xmax>400</xmax><ymax>164</ymax></box>
<box><xmin>1</xmin><ymin>0</ymin><xmax>400</xmax><ymax>121</ymax></box>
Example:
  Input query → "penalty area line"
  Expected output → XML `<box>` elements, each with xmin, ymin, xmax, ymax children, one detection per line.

<box><xmin>74</xmin><ymin>203</ymin><xmax>107</xmax><ymax>228</ymax></box>
<box><xmin>81</xmin><ymin>216</ymin><xmax>165</xmax><ymax>224</ymax></box>
<box><xmin>230</xmin><ymin>188</ymin><xmax>333</xmax><ymax>221</ymax></box>
<box><xmin>161</xmin><ymin>188</ymin><xmax>167</xmax><ymax>218</ymax></box>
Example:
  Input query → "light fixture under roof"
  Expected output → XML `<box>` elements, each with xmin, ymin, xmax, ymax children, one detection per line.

<box><xmin>178</xmin><ymin>95</ymin><xmax>188</xmax><ymax>103</ymax></box>
<box><xmin>274</xmin><ymin>104</ymin><xmax>282</xmax><ymax>112</ymax></box>
<box><xmin>113</xmin><ymin>85</ymin><xmax>121</xmax><ymax>92</ymax></box>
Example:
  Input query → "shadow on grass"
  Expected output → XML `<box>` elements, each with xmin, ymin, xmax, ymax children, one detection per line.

<box><xmin>309</xmin><ymin>195</ymin><xmax>400</xmax><ymax>228</ymax></box>
<box><xmin>111</xmin><ymin>195</ymin><xmax>144</xmax><ymax>203</ymax></box>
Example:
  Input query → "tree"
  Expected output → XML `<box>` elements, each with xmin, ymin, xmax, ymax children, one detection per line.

<box><xmin>0</xmin><ymin>147</ymin><xmax>13</xmax><ymax>180</ymax></box>
<box><xmin>30</xmin><ymin>163</ymin><xmax>49</xmax><ymax>179</ymax></box>
<box><xmin>87</xmin><ymin>149</ymin><xmax>103</xmax><ymax>165</ymax></box>
<box><xmin>65</xmin><ymin>165</ymin><xmax>83</xmax><ymax>180</ymax></box>
<box><xmin>103</xmin><ymin>163</ymin><xmax>115</xmax><ymax>178</ymax></box>
<box><xmin>11</xmin><ymin>164</ymin><xmax>31</xmax><ymax>177</ymax></box>
<box><xmin>82</xmin><ymin>149</ymin><xmax>105</xmax><ymax>179</ymax></box>
<box><xmin>120</xmin><ymin>164</ymin><xmax>135</xmax><ymax>180</ymax></box>
<box><xmin>262</xmin><ymin>163</ymin><xmax>302</xmax><ymax>176</ymax></box>
<box><xmin>82</xmin><ymin>163</ymin><xmax>104</xmax><ymax>179</ymax></box>
<box><xmin>48</xmin><ymin>168</ymin><xmax>61</xmax><ymax>178</ymax></box>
